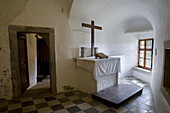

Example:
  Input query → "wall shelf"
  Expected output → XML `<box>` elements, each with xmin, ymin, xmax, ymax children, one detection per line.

<box><xmin>125</xmin><ymin>30</ymin><xmax>153</xmax><ymax>35</ymax></box>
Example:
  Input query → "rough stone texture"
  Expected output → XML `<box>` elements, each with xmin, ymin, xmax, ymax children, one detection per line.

<box><xmin>0</xmin><ymin>0</ymin><xmax>74</xmax><ymax>100</ymax></box>
<box><xmin>8</xmin><ymin>25</ymin><xmax>56</xmax><ymax>98</ymax></box>
<box><xmin>0</xmin><ymin>26</ymin><xmax>13</xmax><ymax>99</ymax></box>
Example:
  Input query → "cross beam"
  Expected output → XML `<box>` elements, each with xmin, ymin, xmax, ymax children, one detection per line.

<box><xmin>82</xmin><ymin>21</ymin><xmax>102</xmax><ymax>56</ymax></box>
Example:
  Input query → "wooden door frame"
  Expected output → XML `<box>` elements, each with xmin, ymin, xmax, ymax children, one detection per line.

<box><xmin>9</xmin><ymin>25</ymin><xmax>57</xmax><ymax>98</ymax></box>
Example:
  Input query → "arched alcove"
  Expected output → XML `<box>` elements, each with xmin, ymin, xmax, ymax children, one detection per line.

<box><xmin>121</xmin><ymin>16</ymin><xmax>153</xmax><ymax>33</ymax></box>
<box><xmin>69</xmin><ymin>0</ymin><xmax>155</xmax><ymax>77</ymax></box>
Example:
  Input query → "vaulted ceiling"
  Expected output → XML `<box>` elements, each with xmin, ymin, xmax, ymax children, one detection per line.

<box><xmin>69</xmin><ymin>0</ymin><xmax>153</xmax><ymax>33</ymax></box>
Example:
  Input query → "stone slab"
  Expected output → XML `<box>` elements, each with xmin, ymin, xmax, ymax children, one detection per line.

<box><xmin>92</xmin><ymin>83</ymin><xmax>143</xmax><ymax>108</ymax></box>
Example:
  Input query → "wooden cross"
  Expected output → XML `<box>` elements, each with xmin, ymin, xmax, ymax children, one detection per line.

<box><xmin>82</xmin><ymin>21</ymin><xmax>102</xmax><ymax>56</ymax></box>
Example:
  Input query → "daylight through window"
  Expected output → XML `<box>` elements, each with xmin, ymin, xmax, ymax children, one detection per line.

<box><xmin>138</xmin><ymin>39</ymin><xmax>154</xmax><ymax>70</ymax></box>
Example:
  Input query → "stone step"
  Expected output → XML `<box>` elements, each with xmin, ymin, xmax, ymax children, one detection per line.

<box><xmin>92</xmin><ymin>83</ymin><xmax>143</xmax><ymax>108</ymax></box>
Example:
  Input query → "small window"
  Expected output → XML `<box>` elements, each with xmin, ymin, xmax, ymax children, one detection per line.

<box><xmin>138</xmin><ymin>39</ymin><xmax>154</xmax><ymax>70</ymax></box>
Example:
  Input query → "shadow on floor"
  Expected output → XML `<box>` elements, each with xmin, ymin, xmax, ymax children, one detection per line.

<box><xmin>0</xmin><ymin>76</ymin><xmax>155</xmax><ymax>113</ymax></box>
<box><xmin>21</xmin><ymin>88</ymin><xmax>51</xmax><ymax>98</ymax></box>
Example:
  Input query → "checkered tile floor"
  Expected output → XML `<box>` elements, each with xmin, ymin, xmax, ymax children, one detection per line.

<box><xmin>0</xmin><ymin>76</ymin><xmax>155</xmax><ymax>113</ymax></box>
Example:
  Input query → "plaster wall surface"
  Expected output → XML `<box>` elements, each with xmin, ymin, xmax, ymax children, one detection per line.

<box><xmin>150</xmin><ymin>0</ymin><xmax>170</xmax><ymax>112</ymax></box>
<box><xmin>26</xmin><ymin>34</ymin><xmax>37</xmax><ymax>89</ymax></box>
<box><xmin>0</xmin><ymin>0</ymin><xmax>75</xmax><ymax>99</ymax></box>
<box><xmin>10</xmin><ymin>0</ymin><xmax>76</xmax><ymax>93</ymax></box>
<box><xmin>0</xmin><ymin>0</ymin><xmax>170</xmax><ymax>112</ymax></box>
<box><xmin>132</xmin><ymin>70</ymin><xmax>152</xmax><ymax>84</ymax></box>
<box><xmin>0</xmin><ymin>26</ymin><xmax>13</xmax><ymax>99</ymax></box>
<box><xmin>70</xmin><ymin>0</ymin><xmax>156</xmax><ymax>77</ymax></box>
<box><xmin>130</xmin><ymin>31</ymin><xmax>154</xmax><ymax>84</ymax></box>
<box><xmin>70</xmin><ymin>0</ymin><xmax>170</xmax><ymax>112</ymax></box>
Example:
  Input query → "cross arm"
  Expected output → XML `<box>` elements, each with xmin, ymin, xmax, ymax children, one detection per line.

<box><xmin>82</xmin><ymin>23</ymin><xmax>102</xmax><ymax>30</ymax></box>
<box><xmin>94</xmin><ymin>26</ymin><xmax>102</xmax><ymax>30</ymax></box>
<box><xmin>82</xmin><ymin>23</ymin><xmax>92</xmax><ymax>28</ymax></box>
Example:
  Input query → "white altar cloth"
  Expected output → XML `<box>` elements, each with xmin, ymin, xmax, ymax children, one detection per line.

<box><xmin>76</xmin><ymin>56</ymin><xmax>121</xmax><ymax>93</ymax></box>
<box><xmin>76</xmin><ymin>57</ymin><xmax>121</xmax><ymax>80</ymax></box>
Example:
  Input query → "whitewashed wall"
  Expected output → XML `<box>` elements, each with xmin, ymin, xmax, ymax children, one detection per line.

<box><xmin>150</xmin><ymin>1</ymin><xmax>170</xmax><ymax>112</ymax></box>
<box><xmin>26</xmin><ymin>34</ymin><xmax>37</xmax><ymax>89</ymax></box>
<box><xmin>70</xmin><ymin>0</ymin><xmax>170</xmax><ymax>112</ymax></box>
<box><xmin>0</xmin><ymin>0</ymin><xmax>75</xmax><ymax>99</ymax></box>
<box><xmin>132</xmin><ymin>69</ymin><xmax>152</xmax><ymax>84</ymax></box>
<box><xmin>0</xmin><ymin>0</ymin><xmax>28</xmax><ymax>99</ymax></box>
<box><xmin>10</xmin><ymin>0</ymin><xmax>77</xmax><ymax>93</ymax></box>
<box><xmin>127</xmin><ymin>31</ymin><xmax>154</xmax><ymax>84</ymax></box>
<box><xmin>0</xmin><ymin>1</ymin><xmax>170</xmax><ymax>112</ymax></box>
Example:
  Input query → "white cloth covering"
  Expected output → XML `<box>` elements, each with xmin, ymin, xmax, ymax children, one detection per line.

<box><xmin>76</xmin><ymin>57</ymin><xmax>121</xmax><ymax>80</ymax></box>
<box><xmin>93</xmin><ymin>57</ymin><xmax>120</xmax><ymax>80</ymax></box>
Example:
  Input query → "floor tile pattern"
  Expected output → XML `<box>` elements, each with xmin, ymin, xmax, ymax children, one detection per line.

<box><xmin>0</xmin><ymin>76</ymin><xmax>155</xmax><ymax>113</ymax></box>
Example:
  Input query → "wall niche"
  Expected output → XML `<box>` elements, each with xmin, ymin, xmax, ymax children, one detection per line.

<box><xmin>163</xmin><ymin>49</ymin><xmax>170</xmax><ymax>92</ymax></box>
<box><xmin>162</xmin><ymin>40</ymin><xmax>170</xmax><ymax>105</ymax></box>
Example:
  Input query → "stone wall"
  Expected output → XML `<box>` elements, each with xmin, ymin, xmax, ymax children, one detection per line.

<box><xmin>0</xmin><ymin>0</ymin><xmax>75</xmax><ymax>99</ymax></box>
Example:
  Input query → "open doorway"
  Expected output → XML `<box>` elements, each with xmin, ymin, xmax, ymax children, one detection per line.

<box><xmin>17</xmin><ymin>33</ymin><xmax>51</xmax><ymax>96</ymax></box>
<box><xmin>9</xmin><ymin>25</ymin><xmax>57</xmax><ymax>98</ymax></box>
<box><xmin>34</xmin><ymin>35</ymin><xmax>50</xmax><ymax>89</ymax></box>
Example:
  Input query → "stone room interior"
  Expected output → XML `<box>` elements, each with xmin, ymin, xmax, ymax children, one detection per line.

<box><xmin>0</xmin><ymin>0</ymin><xmax>170</xmax><ymax>113</ymax></box>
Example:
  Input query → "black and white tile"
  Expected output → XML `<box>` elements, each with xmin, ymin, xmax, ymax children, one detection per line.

<box><xmin>0</xmin><ymin>76</ymin><xmax>155</xmax><ymax>113</ymax></box>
